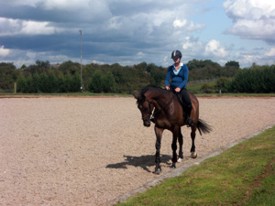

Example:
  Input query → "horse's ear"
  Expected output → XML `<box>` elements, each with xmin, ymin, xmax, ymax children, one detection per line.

<box><xmin>133</xmin><ymin>90</ymin><xmax>140</xmax><ymax>99</ymax></box>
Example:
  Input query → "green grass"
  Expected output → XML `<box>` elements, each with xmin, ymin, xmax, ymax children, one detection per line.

<box><xmin>117</xmin><ymin>127</ymin><xmax>275</xmax><ymax>206</ymax></box>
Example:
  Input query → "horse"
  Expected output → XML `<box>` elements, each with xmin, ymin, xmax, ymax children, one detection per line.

<box><xmin>134</xmin><ymin>85</ymin><xmax>212</xmax><ymax>174</ymax></box>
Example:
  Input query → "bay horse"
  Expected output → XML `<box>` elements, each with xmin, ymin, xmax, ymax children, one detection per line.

<box><xmin>134</xmin><ymin>85</ymin><xmax>211</xmax><ymax>174</ymax></box>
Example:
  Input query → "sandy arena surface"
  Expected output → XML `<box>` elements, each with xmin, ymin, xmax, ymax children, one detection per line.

<box><xmin>0</xmin><ymin>96</ymin><xmax>275</xmax><ymax>206</ymax></box>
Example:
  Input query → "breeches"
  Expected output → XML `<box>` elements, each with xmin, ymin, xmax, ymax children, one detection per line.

<box><xmin>174</xmin><ymin>88</ymin><xmax>192</xmax><ymax>110</ymax></box>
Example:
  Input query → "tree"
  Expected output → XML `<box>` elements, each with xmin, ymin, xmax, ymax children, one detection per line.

<box><xmin>187</xmin><ymin>59</ymin><xmax>223</xmax><ymax>80</ymax></box>
<box><xmin>229</xmin><ymin>66</ymin><xmax>275</xmax><ymax>93</ymax></box>
<box><xmin>0</xmin><ymin>63</ymin><xmax>17</xmax><ymax>91</ymax></box>
<box><xmin>215</xmin><ymin>77</ymin><xmax>232</xmax><ymax>93</ymax></box>
<box><xmin>146</xmin><ymin>63</ymin><xmax>166</xmax><ymax>86</ymax></box>
<box><xmin>225</xmin><ymin>61</ymin><xmax>240</xmax><ymax>69</ymax></box>
<box><xmin>89</xmin><ymin>70</ymin><xmax>116</xmax><ymax>93</ymax></box>
<box><xmin>59</xmin><ymin>61</ymin><xmax>80</xmax><ymax>75</ymax></box>
<box><xmin>35</xmin><ymin>60</ymin><xmax>50</xmax><ymax>69</ymax></box>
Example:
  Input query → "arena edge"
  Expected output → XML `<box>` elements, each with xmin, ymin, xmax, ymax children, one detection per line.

<box><xmin>116</xmin><ymin>126</ymin><xmax>275</xmax><ymax>206</ymax></box>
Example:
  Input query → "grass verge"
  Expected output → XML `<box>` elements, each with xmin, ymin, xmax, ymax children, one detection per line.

<box><xmin>117</xmin><ymin>126</ymin><xmax>275</xmax><ymax>206</ymax></box>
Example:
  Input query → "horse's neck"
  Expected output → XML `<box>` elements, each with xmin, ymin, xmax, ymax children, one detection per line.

<box><xmin>149</xmin><ymin>90</ymin><xmax>164</xmax><ymax>100</ymax></box>
<box><xmin>149</xmin><ymin>90</ymin><xmax>174</xmax><ymax>109</ymax></box>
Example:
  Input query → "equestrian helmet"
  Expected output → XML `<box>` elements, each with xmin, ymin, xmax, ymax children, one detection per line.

<box><xmin>171</xmin><ymin>50</ymin><xmax>182</xmax><ymax>59</ymax></box>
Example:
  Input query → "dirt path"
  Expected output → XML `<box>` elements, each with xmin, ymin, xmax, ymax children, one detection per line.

<box><xmin>0</xmin><ymin>97</ymin><xmax>275</xmax><ymax>206</ymax></box>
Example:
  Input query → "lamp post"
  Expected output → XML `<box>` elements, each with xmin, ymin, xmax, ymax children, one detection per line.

<box><xmin>79</xmin><ymin>30</ymin><xmax>83</xmax><ymax>91</ymax></box>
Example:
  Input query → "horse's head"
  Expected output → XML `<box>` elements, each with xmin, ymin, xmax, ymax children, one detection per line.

<box><xmin>133</xmin><ymin>89</ymin><xmax>155</xmax><ymax>127</ymax></box>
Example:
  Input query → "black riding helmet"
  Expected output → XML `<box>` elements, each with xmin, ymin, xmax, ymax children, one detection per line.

<box><xmin>171</xmin><ymin>50</ymin><xmax>182</xmax><ymax>59</ymax></box>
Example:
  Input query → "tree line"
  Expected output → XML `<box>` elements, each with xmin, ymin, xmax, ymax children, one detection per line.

<box><xmin>0</xmin><ymin>60</ymin><xmax>274</xmax><ymax>94</ymax></box>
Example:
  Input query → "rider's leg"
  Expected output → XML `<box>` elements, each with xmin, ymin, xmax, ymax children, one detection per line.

<box><xmin>181</xmin><ymin>89</ymin><xmax>193</xmax><ymax>126</ymax></box>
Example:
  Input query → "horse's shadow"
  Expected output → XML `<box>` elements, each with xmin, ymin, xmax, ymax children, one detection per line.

<box><xmin>106</xmin><ymin>154</ymin><xmax>171</xmax><ymax>173</ymax></box>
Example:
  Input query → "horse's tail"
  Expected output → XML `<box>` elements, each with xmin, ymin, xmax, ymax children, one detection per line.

<box><xmin>197</xmin><ymin>119</ymin><xmax>212</xmax><ymax>135</ymax></box>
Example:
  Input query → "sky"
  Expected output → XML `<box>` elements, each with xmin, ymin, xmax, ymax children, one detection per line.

<box><xmin>0</xmin><ymin>0</ymin><xmax>275</xmax><ymax>68</ymax></box>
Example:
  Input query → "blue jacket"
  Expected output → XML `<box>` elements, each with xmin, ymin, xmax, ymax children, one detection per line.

<box><xmin>165</xmin><ymin>63</ymin><xmax>189</xmax><ymax>89</ymax></box>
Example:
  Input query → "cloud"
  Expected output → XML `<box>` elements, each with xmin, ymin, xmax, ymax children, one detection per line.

<box><xmin>41</xmin><ymin>0</ymin><xmax>94</xmax><ymax>10</ymax></box>
<box><xmin>173</xmin><ymin>18</ymin><xmax>204</xmax><ymax>31</ymax></box>
<box><xmin>5</xmin><ymin>0</ymin><xmax>107</xmax><ymax>12</ymax></box>
<box><xmin>182</xmin><ymin>37</ymin><xmax>193</xmax><ymax>50</ymax></box>
<box><xmin>181</xmin><ymin>36</ymin><xmax>203</xmax><ymax>57</ymax></box>
<box><xmin>265</xmin><ymin>48</ymin><xmax>275</xmax><ymax>57</ymax></box>
<box><xmin>205</xmin><ymin>39</ymin><xmax>228</xmax><ymax>58</ymax></box>
<box><xmin>223</xmin><ymin>0</ymin><xmax>275</xmax><ymax>19</ymax></box>
<box><xmin>0</xmin><ymin>45</ymin><xmax>10</xmax><ymax>57</ymax></box>
<box><xmin>224</xmin><ymin>0</ymin><xmax>275</xmax><ymax>43</ymax></box>
<box><xmin>0</xmin><ymin>1</ymin><xmax>213</xmax><ymax>67</ymax></box>
<box><xmin>0</xmin><ymin>17</ymin><xmax>58</xmax><ymax>36</ymax></box>
<box><xmin>0</xmin><ymin>0</ymin><xmax>274</xmax><ymax>68</ymax></box>
<box><xmin>173</xmin><ymin>19</ymin><xmax>188</xmax><ymax>28</ymax></box>
<box><xmin>1</xmin><ymin>48</ymin><xmax>74</xmax><ymax>67</ymax></box>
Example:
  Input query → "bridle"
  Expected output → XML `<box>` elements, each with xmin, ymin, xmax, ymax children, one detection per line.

<box><xmin>141</xmin><ymin>93</ymin><xmax>173</xmax><ymax>121</ymax></box>
<box><xmin>150</xmin><ymin>106</ymin><xmax>155</xmax><ymax>120</ymax></box>
<box><xmin>137</xmin><ymin>98</ymin><xmax>154</xmax><ymax>122</ymax></box>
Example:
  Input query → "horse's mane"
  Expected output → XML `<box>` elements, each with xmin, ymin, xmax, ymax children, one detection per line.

<box><xmin>140</xmin><ymin>85</ymin><xmax>167</xmax><ymax>96</ymax></box>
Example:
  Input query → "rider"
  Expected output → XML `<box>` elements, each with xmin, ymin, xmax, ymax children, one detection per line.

<box><xmin>165</xmin><ymin>50</ymin><xmax>193</xmax><ymax>126</ymax></box>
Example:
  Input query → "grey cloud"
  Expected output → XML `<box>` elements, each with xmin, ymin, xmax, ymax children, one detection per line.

<box><xmin>1</xmin><ymin>0</ymin><xmax>273</xmax><ymax>68</ymax></box>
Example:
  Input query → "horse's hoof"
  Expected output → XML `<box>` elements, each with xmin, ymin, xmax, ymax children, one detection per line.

<box><xmin>154</xmin><ymin>167</ymin><xmax>162</xmax><ymax>174</ymax></box>
<box><xmin>171</xmin><ymin>163</ymin><xmax>176</xmax><ymax>168</ymax></box>
<box><xmin>177</xmin><ymin>158</ymin><xmax>183</xmax><ymax>163</ymax></box>
<box><xmin>191</xmin><ymin>152</ymin><xmax>197</xmax><ymax>159</ymax></box>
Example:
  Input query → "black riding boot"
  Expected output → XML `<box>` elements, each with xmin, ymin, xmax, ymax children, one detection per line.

<box><xmin>180</xmin><ymin>89</ymin><xmax>193</xmax><ymax>127</ymax></box>
<box><xmin>185</xmin><ymin>105</ymin><xmax>193</xmax><ymax>127</ymax></box>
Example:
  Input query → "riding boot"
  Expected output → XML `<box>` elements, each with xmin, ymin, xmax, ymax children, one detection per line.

<box><xmin>180</xmin><ymin>89</ymin><xmax>193</xmax><ymax>127</ymax></box>
<box><xmin>185</xmin><ymin>106</ymin><xmax>193</xmax><ymax>127</ymax></box>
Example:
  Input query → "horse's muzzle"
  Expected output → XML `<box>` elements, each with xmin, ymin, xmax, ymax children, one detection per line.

<box><xmin>143</xmin><ymin>119</ymin><xmax>151</xmax><ymax>127</ymax></box>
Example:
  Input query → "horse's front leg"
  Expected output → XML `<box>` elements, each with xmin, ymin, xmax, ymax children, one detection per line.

<box><xmin>190</xmin><ymin>126</ymin><xmax>197</xmax><ymax>158</ymax></box>
<box><xmin>154</xmin><ymin>126</ymin><xmax>163</xmax><ymax>174</ymax></box>
<box><xmin>177</xmin><ymin>129</ymin><xmax>183</xmax><ymax>163</ymax></box>
<box><xmin>171</xmin><ymin>127</ymin><xmax>179</xmax><ymax>168</ymax></box>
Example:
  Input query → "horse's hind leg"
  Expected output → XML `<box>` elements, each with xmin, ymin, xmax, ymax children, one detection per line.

<box><xmin>177</xmin><ymin>129</ymin><xmax>183</xmax><ymax>163</ymax></box>
<box><xmin>190</xmin><ymin>126</ymin><xmax>197</xmax><ymax>158</ymax></box>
